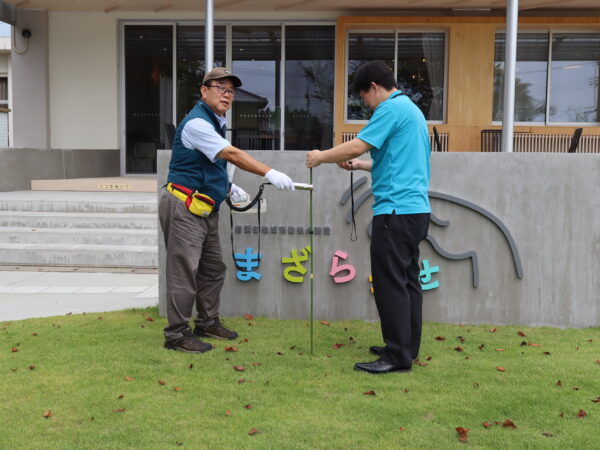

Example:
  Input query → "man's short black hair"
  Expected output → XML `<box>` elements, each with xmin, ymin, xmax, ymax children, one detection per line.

<box><xmin>352</xmin><ymin>60</ymin><xmax>398</xmax><ymax>94</ymax></box>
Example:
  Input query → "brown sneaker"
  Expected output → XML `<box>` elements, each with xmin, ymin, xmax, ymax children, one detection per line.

<box><xmin>164</xmin><ymin>335</ymin><xmax>212</xmax><ymax>353</ymax></box>
<box><xmin>194</xmin><ymin>317</ymin><xmax>238</xmax><ymax>340</ymax></box>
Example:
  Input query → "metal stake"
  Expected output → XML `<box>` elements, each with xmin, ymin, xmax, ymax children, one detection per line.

<box><xmin>309</xmin><ymin>168</ymin><xmax>314</xmax><ymax>355</ymax></box>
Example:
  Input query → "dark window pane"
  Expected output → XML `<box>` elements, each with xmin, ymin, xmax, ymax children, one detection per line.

<box><xmin>550</xmin><ymin>33</ymin><xmax>600</xmax><ymax>123</ymax></box>
<box><xmin>124</xmin><ymin>25</ymin><xmax>173</xmax><ymax>174</ymax></box>
<box><xmin>397</xmin><ymin>33</ymin><xmax>445</xmax><ymax>120</ymax></box>
<box><xmin>284</xmin><ymin>26</ymin><xmax>334</xmax><ymax>150</ymax></box>
<box><xmin>232</xmin><ymin>26</ymin><xmax>281</xmax><ymax>150</ymax></box>
<box><xmin>176</xmin><ymin>25</ymin><xmax>226</xmax><ymax>124</ymax></box>
<box><xmin>347</xmin><ymin>33</ymin><xmax>395</xmax><ymax>120</ymax></box>
<box><xmin>493</xmin><ymin>33</ymin><xmax>549</xmax><ymax>122</ymax></box>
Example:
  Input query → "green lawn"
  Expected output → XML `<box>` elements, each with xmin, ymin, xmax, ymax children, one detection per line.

<box><xmin>1</xmin><ymin>308</ymin><xmax>598</xmax><ymax>449</ymax></box>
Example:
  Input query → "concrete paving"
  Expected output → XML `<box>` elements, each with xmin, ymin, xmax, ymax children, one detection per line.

<box><xmin>0</xmin><ymin>268</ymin><xmax>158</xmax><ymax>321</ymax></box>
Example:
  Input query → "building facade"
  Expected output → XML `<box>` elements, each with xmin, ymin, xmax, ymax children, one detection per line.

<box><xmin>1</xmin><ymin>1</ymin><xmax>600</xmax><ymax>176</ymax></box>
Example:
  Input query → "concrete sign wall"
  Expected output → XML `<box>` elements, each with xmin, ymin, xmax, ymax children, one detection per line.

<box><xmin>158</xmin><ymin>151</ymin><xmax>600</xmax><ymax>328</ymax></box>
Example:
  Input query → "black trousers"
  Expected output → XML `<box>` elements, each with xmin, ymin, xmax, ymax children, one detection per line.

<box><xmin>370</xmin><ymin>212</ymin><xmax>430</xmax><ymax>368</ymax></box>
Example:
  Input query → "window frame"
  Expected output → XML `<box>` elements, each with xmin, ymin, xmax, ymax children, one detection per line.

<box><xmin>344</xmin><ymin>27</ymin><xmax>448</xmax><ymax>125</ymax></box>
<box><xmin>119</xmin><ymin>19</ymin><xmax>336</xmax><ymax>164</ymax></box>
<box><xmin>492</xmin><ymin>29</ymin><xmax>600</xmax><ymax>127</ymax></box>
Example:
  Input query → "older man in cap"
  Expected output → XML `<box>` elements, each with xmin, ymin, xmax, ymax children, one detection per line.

<box><xmin>159</xmin><ymin>67</ymin><xmax>295</xmax><ymax>353</ymax></box>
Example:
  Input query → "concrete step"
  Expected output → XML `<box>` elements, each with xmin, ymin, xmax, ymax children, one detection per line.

<box><xmin>0</xmin><ymin>227</ymin><xmax>158</xmax><ymax>246</ymax></box>
<box><xmin>31</xmin><ymin>177</ymin><xmax>157</xmax><ymax>193</ymax></box>
<box><xmin>0</xmin><ymin>211</ymin><xmax>158</xmax><ymax>230</ymax></box>
<box><xmin>0</xmin><ymin>191</ymin><xmax>157</xmax><ymax>213</ymax></box>
<box><xmin>0</xmin><ymin>243</ymin><xmax>158</xmax><ymax>268</ymax></box>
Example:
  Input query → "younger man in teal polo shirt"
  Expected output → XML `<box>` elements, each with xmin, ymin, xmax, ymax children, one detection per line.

<box><xmin>306</xmin><ymin>61</ymin><xmax>431</xmax><ymax>374</ymax></box>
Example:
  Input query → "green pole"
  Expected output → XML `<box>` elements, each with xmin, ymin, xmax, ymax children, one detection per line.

<box><xmin>309</xmin><ymin>168</ymin><xmax>314</xmax><ymax>355</ymax></box>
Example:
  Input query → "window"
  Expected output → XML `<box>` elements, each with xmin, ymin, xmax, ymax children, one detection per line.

<box><xmin>284</xmin><ymin>26</ymin><xmax>335</xmax><ymax>150</ymax></box>
<box><xmin>176</xmin><ymin>25</ymin><xmax>226</xmax><ymax>123</ymax></box>
<box><xmin>123</xmin><ymin>22</ymin><xmax>335</xmax><ymax>171</ymax></box>
<box><xmin>493</xmin><ymin>32</ymin><xmax>600</xmax><ymax>124</ymax></box>
<box><xmin>550</xmin><ymin>33</ymin><xmax>600</xmax><ymax>123</ymax></box>
<box><xmin>346</xmin><ymin>31</ymin><xmax>446</xmax><ymax>122</ymax></box>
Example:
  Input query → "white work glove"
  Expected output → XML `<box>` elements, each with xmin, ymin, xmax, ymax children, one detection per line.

<box><xmin>229</xmin><ymin>183</ymin><xmax>250</xmax><ymax>203</ymax></box>
<box><xmin>264</xmin><ymin>169</ymin><xmax>295</xmax><ymax>191</ymax></box>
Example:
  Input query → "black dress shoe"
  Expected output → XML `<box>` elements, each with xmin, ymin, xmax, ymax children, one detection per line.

<box><xmin>369</xmin><ymin>345</ymin><xmax>384</xmax><ymax>356</ymax></box>
<box><xmin>354</xmin><ymin>359</ymin><xmax>412</xmax><ymax>374</ymax></box>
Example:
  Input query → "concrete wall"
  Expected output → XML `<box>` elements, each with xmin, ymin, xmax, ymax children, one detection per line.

<box><xmin>0</xmin><ymin>148</ymin><xmax>119</xmax><ymax>191</ymax></box>
<box><xmin>49</xmin><ymin>13</ymin><xmax>119</xmax><ymax>150</ymax></box>
<box><xmin>158</xmin><ymin>151</ymin><xmax>600</xmax><ymax>328</ymax></box>
<box><xmin>11</xmin><ymin>10</ymin><xmax>49</xmax><ymax>149</ymax></box>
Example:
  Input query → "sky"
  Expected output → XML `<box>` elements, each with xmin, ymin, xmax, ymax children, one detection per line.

<box><xmin>0</xmin><ymin>22</ymin><xmax>11</xmax><ymax>37</ymax></box>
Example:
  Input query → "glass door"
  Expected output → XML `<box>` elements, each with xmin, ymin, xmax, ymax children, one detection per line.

<box><xmin>124</xmin><ymin>25</ymin><xmax>173</xmax><ymax>174</ymax></box>
<box><xmin>231</xmin><ymin>26</ymin><xmax>281</xmax><ymax>150</ymax></box>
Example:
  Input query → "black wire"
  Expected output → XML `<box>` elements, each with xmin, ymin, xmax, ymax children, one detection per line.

<box><xmin>226</xmin><ymin>183</ymin><xmax>267</xmax><ymax>271</ymax></box>
<box><xmin>350</xmin><ymin>169</ymin><xmax>357</xmax><ymax>241</ymax></box>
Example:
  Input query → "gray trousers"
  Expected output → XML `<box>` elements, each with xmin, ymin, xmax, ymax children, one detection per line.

<box><xmin>158</xmin><ymin>189</ymin><xmax>227</xmax><ymax>342</ymax></box>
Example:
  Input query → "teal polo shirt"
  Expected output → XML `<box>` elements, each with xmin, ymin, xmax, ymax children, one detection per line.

<box><xmin>356</xmin><ymin>90</ymin><xmax>431</xmax><ymax>216</ymax></box>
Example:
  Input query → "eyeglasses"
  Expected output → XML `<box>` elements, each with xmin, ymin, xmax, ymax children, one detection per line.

<box><xmin>206</xmin><ymin>84</ymin><xmax>236</xmax><ymax>97</ymax></box>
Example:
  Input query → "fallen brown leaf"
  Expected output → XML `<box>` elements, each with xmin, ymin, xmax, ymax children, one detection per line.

<box><xmin>226</xmin><ymin>410</ymin><xmax>232</xmax><ymax>415</ymax></box>
<box><xmin>11</xmin><ymin>347</ymin><xmax>18</xmax><ymax>353</ymax></box>
<box><xmin>518</xmin><ymin>331</ymin><xmax>526</xmax><ymax>337</ymax></box>
<box><xmin>595</xmin><ymin>360</ymin><xmax>600</xmax><ymax>364</ymax></box>
<box><xmin>572</xmin><ymin>386</ymin><xmax>580</xmax><ymax>391</ymax></box>
<box><xmin>224</xmin><ymin>346</ymin><xmax>238</xmax><ymax>352</ymax></box>
<box><xmin>173</xmin><ymin>387</ymin><xmax>181</xmax><ymax>392</ymax></box>
<box><xmin>457</xmin><ymin>336</ymin><xmax>466</xmax><ymax>343</ymax></box>
<box><xmin>333</xmin><ymin>343</ymin><xmax>344</xmax><ymax>349</ymax></box>
<box><xmin>43</xmin><ymin>410</ymin><xmax>52</xmax><ymax>418</ymax></box>
<box><xmin>320</xmin><ymin>320</ymin><xmax>330</xmax><ymax>326</ymax></box>
<box><xmin>28</xmin><ymin>365</ymin><xmax>35</xmax><ymax>370</ymax></box>
<box><xmin>188</xmin><ymin>364</ymin><xmax>194</xmax><ymax>369</ymax></box>
<box><xmin>495</xmin><ymin>348</ymin><xmax>505</xmax><ymax>352</ymax></box>
<box><xmin>277</xmin><ymin>351</ymin><xmax>284</xmax><ymax>355</ymax></box>
<box><xmin>241</xmin><ymin>338</ymin><xmax>249</xmax><ymax>343</ymax></box>
<box><xmin>363</xmin><ymin>390</ymin><xmax>376</xmax><ymax>396</ymax></box>
<box><xmin>248</xmin><ymin>428</ymin><xmax>259</xmax><ymax>436</ymax></box>
<box><xmin>415</xmin><ymin>360</ymin><xmax>428</xmax><ymax>366</ymax></box>
<box><xmin>559</xmin><ymin>412</ymin><xmax>564</xmax><ymax>417</ymax></box>
<box><xmin>489</xmin><ymin>327</ymin><xmax>497</xmax><ymax>333</ymax></box>
<box><xmin>238</xmin><ymin>378</ymin><xmax>246</xmax><ymax>384</ymax></box>
<box><xmin>233</xmin><ymin>366</ymin><xmax>246</xmax><ymax>372</ymax></box>
<box><xmin>577</xmin><ymin>409</ymin><xmax>587</xmax><ymax>418</ymax></box>
<box><xmin>496</xmin><ymin>367</ymin><xmax>506</xmax><ymax>372</ymax></box>
<box><xmin>32</xmin><ymin>332</ymin><xmax>38</xmax><ymax>336</ymax></box>
<box><xmin>454</xmin><ymin>346</ymin><xmax>464</xmax><ymax>352</ymax></box>
<box><xmin>113</xmin><ymin>408</ymin><xmax>126</xmax><ymax>413</ymax></box>
<box><xmin>399</xmin><ymin>427</ymin><xmax>406</xmax><ymax>431</ymax></box>
<box><xmin>543</xmin><ymin>351</ymin><xmax>551</xmax><ymax>355</ymax></box>
<box><xmin>556</xmin><ymin>380</ymin><xmax>562</xmax><ymax>387</ymax></box>
<box><xmin>252</xmin><ymin>363</ymin><xmax>261</xmax><ymax>367</ymax></box>
<box><xmin>244</xmin><ymin>404</ymin><xmax>253</xmax><ymax>409</ymax></box>
<box><xmin>482</xmin><ymin>422</ymin><xmax>492</xmax><ymax>428</ymax></box>
<box><xmin>435</xmin><ymin>336</ymin><xmax>446</xmax><ymax>341</ymax></box>
<box><xmin>124</xmin><ymin>376</ymin><xmax>133</xmax><ymax>381</ymax></box>
<box><xmin>244</xmin><ymin>314</ymin><xmax>254</xmax><ymax>320</ymax></box>
<box><xmin>502</xmin><ymin>419</ymin><xmax>517</xmax><ymax>429</ymax></box>
<box><xmin>591</xmin><ymin>397</ymin><xmax>600</xmax><ymax>403</ymax></box>
<box><xmin>158</xmin><ymin>380</ymin><xmax>166</xmax><ymax>385</ymax></box>
<box><xmin>527</xmin><ymin>342</ymin><xmax>541</xmax><ymax>347</ymax></box>
<box><xmin>145</xmin><ymin>317</ymin><xmax>154</xmax><ymax>322</ymax></box>
<box><xmin>542</xmin><ymin>432</ymin><xmax>554</xmax><ymax>437</ymax></box>
<box><xmin>117</xmin><ymin>395</ymin><xmax>124</xmax><ymax>400</ymax></box>
<box><xmin>479</xmin><ymin>344</ymin><xmax>485</xmax><ymax>350</ymax></box>
<box><xmin>456</xmin><ymin>427</ymin><xmax>469</xmax><ymax>442</ymax></box>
